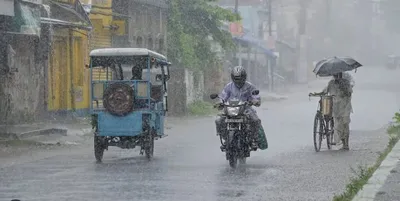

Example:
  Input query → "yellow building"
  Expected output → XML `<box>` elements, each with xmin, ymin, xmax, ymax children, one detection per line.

<box><xmin>83</xmin><ymin>0</ymin><xmax>128</xmax><ymax>108</ymax></box>
<box><xmin>84</xmin><ymin>0</ymin><xmax>113</xmax><ymax>50</ymax></box>
<box><xmin>84</xmin><ymin>0</ymin><xmax>114</xmax><ymax>89</ymax></box>
<box><xmin>42</xmin><ymin>0</ymin><xmax>92</xmax><ymax>113</ymax></box>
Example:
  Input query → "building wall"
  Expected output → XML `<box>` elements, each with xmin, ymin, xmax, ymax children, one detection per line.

<box><xmin>185</xmin><ymin>70</ymin><xmax>204</xmax><ymax>106</ymax></box>
<box><xmin>47</xmin><ymin>27</ymin><xmax>90</xmax><ymax>112</ymax></box>
<box><xmin>128</xmin><ymin>1</ymin><xmax>167</xmax><ymax>54</ymax></box>
<box><xmin>0</xmin><ymin>35</ymin><xmax>44</xmax><ymax>124</ymax></box>
<box><xmin>88</xmin><ymin>0</ymin><xmax>113</xmax><ymax>50</ymax></box>
<box><xmin>167</xmin><ymin>67</ymin><xmax>204</xmax><ymax>116</ymax></box>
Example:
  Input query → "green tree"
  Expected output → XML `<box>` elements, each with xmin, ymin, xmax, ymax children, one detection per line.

<box><xmin>167</xmin><ymin>0</ymin><xmax>239</xmax><ymax>70</ymax></box>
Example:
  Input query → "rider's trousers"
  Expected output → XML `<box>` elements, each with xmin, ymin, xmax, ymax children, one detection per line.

<box><xmin>215</xmin><ymin>110</ymin><xmax>260</xmax><ymax>141</ymax></box>
<box><xmin>334</xmin><ymin>116</ymin><xmax>351</xmax><ymax>143</ymax></box>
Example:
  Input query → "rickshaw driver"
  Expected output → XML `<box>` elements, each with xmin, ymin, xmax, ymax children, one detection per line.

<box><xmin>313</xmin><ymin>72</ymin><xmax>353</xmax><ymax>150</ymax></box>
<box><xmin>130</xmin><ymin>63</ymin><xmax>162</xmax><ymax>108</ymax></box>
<box><xmin>215</xmin><ymin>66</ymin><xmax>261</xmax><ymax>150</ymax></box>
<box><xmin>131</xmin><ymin>65</ymin><xmax>143</xmax><ymax>80</ymax></box>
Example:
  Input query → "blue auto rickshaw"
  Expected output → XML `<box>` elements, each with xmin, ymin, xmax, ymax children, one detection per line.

<box><xmin>89</xmin><ymin>48</ymin><xmax>171</xmax><ymax>162</ymax></box>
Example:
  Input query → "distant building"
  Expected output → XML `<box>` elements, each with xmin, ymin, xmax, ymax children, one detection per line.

<box><xmin>112</xmin><ymin>0</ymin><xmax>168</xmax><ymax>54</ymax></box>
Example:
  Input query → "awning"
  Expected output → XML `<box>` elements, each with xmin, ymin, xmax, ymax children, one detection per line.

<box><xmin>276</xmin><ymin>39</ymin><xmax>296</xmax><ymax>51</ymax></box>
<box><xmin>40</xmin><ymin>0</ymin><xmax>92</xmax><ymax>30</ymax></box>
<box><xmin>232</xmin><ymin>35</ymin><xmax>277</xmax><ymax>59</ymax></box>
<box><xmin>90</xmin><ymin>10</ymin><xmax>131</xmax><ymax>18</ymax></box>
<box><xmin>40</xmin><ymin>18</ymin><xmax>92</xmax><ymax>31</ymax></box>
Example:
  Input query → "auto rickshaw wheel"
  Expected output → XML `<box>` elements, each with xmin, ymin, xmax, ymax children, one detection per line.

<box><xmin>94</xmin><ymin>136</ymin><xmax>105</xmax><ymax>163</ymax></box>
<box><xmin>103</xmin><ymin>83</ymin><xmax>134</xmax><ymax>116</ymax></box>
<box><xmin>145</xmin><ymin>131</ymin><xmax>155</xmax><ymax>160</ymax></box>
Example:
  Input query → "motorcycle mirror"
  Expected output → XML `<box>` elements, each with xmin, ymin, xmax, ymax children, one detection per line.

<box><xmin>252</xmin><ymin>90</ymin><xmax>260</xmax><ymax>95</ymax></box>
<box><xmin>209</xmin><ymin>94</ymin><xmax>219</xmax><ymax>99</ymax></box>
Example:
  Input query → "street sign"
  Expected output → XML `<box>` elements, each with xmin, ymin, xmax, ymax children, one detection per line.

<box><xmin>229</xmin><ymin>21</ymin><xmax>244</xmax><ymax>37</ymax></box>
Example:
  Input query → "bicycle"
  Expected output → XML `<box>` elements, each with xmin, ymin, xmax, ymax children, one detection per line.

<box><xmin>309</xmin><ymin>93</ymin><xmax>335</xmax><ymax>152</ymax></box>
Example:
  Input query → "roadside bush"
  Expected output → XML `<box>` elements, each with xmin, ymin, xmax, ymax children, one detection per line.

<box><xmin>187</xmin><ymin>100</ymin><xmax>215</xmax><ymax>116</ymax></box>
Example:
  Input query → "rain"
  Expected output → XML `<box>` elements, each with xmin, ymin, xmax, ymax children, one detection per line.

<box><xmin>1</xmin><ymin>0</ymin><xmax>400</xmax><ymax>201</ymax></box>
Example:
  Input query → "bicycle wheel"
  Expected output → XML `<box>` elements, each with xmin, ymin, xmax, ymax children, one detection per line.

<box><xmin>326</xmin><ymin>119</ymin><xmax>333</xmax><ymax>150</ymax></box>
<box><xmin>313</xmin><ymin>113</ymin><xmax>324</xmax><ymax>152</ymax></box>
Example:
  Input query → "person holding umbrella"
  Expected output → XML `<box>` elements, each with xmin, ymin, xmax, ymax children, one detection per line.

<box><xmin>311</xmin><ymin>56</ymin><xmax>362</xmax><ymax>150</ymax></box>
<box><xmin>329</xmin><ymin>71</ymin><xmax>355</xmax><ymax>146</ymax></box>
<box><xmin>338</xmin><ymin>72</ymin><xmax>355</xmax><ymax>88</ymax></box>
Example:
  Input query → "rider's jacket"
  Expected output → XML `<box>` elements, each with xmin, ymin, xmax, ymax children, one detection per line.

<box><xmin>219</xmin><ymin>81</ymin><xmax>261</xmax><ymax>113</ymax></box>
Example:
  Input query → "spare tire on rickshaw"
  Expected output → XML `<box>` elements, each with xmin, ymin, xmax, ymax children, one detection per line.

<box><xmin>103</xmin><ymin>83</ymin><xmax>134</xmax><ymax>116</ymax></box>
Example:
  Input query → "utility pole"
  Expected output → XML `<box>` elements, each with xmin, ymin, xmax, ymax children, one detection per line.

<box><xmin>267</xmin><ymin>0</ymin><xmax>274</xmax><ymax>91</ymax></box>
<box><xmin>268</xmin><ymin>0</ymin><xmax>272</xmax><ymax>36</ymax></box>
<box><xmin>234</xmin><ymin>0</ymin><xmax>241</xmax><ymax>66</ymax></box>
<box><xmin>326</xmin><ymin>0</ymin><xmax>331</xmax><ymax>33</ymax></box>
<box><xmin>235</xmin><ymin>0</ymin><xmax>239</xmax><ymax>13</ymax></box>
<box><xmin>298</xmin><ymin>0</ymin><xmax>307</xmax><ymax>35</ymax></box>
<box><xmin>325</xmin><ymin>0</ymin><xmax>332</xmax><ymax>57</ymax></box>
<box><xmin>296</xmin><ymin>0</ymin><xmax>309</xmax><ymax>83</ymax></box>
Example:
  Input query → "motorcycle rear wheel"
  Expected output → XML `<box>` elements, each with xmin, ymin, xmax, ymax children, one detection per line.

<box><xmin>238</xmin><ymin>157</ymin><xmax>246</xmax><ymax>165</ymax></box>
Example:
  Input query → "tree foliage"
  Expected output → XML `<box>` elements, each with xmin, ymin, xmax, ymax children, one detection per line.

<box><xmin>167</xmin><ymin>0</ymin><xmax>239</xmax><ymax>70</ymax></box>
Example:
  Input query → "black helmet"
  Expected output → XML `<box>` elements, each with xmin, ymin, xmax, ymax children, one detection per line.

<box><xmin>231</xmin><ymin>66</ymin><xmax>247</xmax><ymax>88</ymax></box>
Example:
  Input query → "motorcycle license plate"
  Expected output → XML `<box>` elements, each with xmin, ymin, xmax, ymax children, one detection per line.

<box><xmin>225</xmin><ymin>119</ymin><xmax>243</xmax><ymax>123</ymax></box>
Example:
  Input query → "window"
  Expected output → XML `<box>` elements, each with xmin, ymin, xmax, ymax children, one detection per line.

<box><xmin>158</xmin><ymin>38</ymin><xmax>164</xmax><ymax>52</ymax></box>
<box><xmin>136</xmin><ymin>36</ymin><xmax>143</xmax><ymax>47</ymax></box>
<box><xmin>148</xmin><ymin>37</ymin><xmax>153</xmax><ymax>49</ymax></box>
<box><xmin>147</xmin><ymin>12</ymin><xmax>153</xmax><ymax>32</ymax></box>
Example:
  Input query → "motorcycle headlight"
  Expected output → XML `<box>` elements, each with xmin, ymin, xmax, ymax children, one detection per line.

<box><xmin>226</xmin><ymin>107</ymin><xmax>240</xmax><ymax>116</ymax></box>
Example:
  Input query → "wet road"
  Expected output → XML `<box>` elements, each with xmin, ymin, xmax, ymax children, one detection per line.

<box><xmin>1</xmin><ymin>67</ymin><xmax>400</xmax><ymax>201</ymax></box>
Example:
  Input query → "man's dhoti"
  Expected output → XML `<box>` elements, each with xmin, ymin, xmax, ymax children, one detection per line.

<box><xmin>333</xmin><ymin>116</ymin><xmax>351</xmax><ymax>144</ymax></box>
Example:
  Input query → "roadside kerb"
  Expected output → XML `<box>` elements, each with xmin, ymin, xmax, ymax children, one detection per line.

<box><xmin>0</xmin><ymin>128</ymin><xmax>68</xmax><ymax>140</ymax></box>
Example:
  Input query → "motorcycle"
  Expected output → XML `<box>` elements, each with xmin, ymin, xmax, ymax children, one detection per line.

<box><xmin>209</xmin><ymin>90</ymin><xmax>260</xmax><ymax>168</ymax></box>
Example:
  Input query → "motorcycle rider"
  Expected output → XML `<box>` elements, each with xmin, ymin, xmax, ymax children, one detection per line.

<box><xmin>313</xmin><ymin>72</ymin><xmax>353</xmax><ymax>150</ymax></box>
<box><xmin>215</xmin><ymin>66</ymin><xmax>261</xmax><ymax>150</ymax></box>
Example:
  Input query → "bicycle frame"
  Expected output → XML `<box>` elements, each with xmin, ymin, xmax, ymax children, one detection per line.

<box><xmin>315</xmin><ymin>96</ymin><xmax>334</xmax><ymax>135</ymax></box>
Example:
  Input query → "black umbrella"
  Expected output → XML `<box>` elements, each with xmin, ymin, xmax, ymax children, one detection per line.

<box><xmin>313</xmin><ymin>56</ymin><xmax>362</xmax><ymax>77</ymax></box>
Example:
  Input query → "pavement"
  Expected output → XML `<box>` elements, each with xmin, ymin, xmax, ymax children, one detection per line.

<box><xmin>0</xmin><ymin>119</ymin><xmax>93</xmax><ymax>144</ymax></box>
<box><xmin>374</xmin><ymin>160</ymin><xmax>400</xmax><ymax>201</ymax></box>
<box><xmin>352</xmin><ymin>135</ymin><xmax>400</xmax><ymax>201</ymax></box>
<box><xmin>0</xmin><ymin>66</ymin><xmax>400</xmax><ymax>201</ymax></box>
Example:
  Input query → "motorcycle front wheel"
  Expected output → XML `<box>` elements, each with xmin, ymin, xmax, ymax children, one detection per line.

<box><xmin>228</xmin><ymin>152</ymin><xmax>238</xmax><ymax>168</ymax></box>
